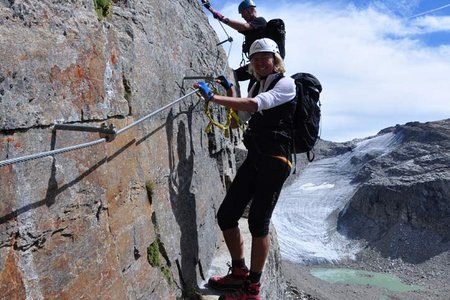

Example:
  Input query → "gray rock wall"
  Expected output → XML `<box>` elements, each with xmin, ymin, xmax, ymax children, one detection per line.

<box><xmin>0</xmin><ymin>0</ymin><xmax>246</xmax><ymax>298</ymax></box>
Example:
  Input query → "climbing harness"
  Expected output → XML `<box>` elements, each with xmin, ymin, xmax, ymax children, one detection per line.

<box><xmin>203</xmin><ymin>82</ymin><xmax>242</xmax><ymax>138</ymax></box>
<box><xmin>204</xmin><ymin>97</ymin><xmax>242</xmax><ymax>138</ymax></box>
<box><xmin>184</xmin><ymin>76</ymin><xmax>242</xmax><ymax>137</ymax></box>
<box><xmin>271</xmin><ymin>155</ymin><xmax>292</xmax><ymax>169</ymax></box>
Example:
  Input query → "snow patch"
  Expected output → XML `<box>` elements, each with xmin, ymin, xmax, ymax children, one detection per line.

<box><xmin>300</xmin><ymin>182</ymin><xmax>335</xmax><ymax>191</ymax></box>
<box><xmin>273</xmin><ymin>133</ymin><xmax>401</xmax><ymax>264</ymax></box>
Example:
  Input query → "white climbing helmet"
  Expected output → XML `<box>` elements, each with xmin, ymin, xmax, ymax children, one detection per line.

<box><xmin>249</xmin><ymin>38</ymin><xmax>279</xmax><ymax>58</ymax></box>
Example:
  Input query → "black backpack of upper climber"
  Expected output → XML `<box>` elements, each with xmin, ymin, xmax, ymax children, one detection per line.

<box><xmin>266</xmin><ymin>18</ymin><xmax>286</xmax><ymax>59</ymax></box>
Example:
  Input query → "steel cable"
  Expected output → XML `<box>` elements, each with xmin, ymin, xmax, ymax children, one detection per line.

<box><xmin>0</xmin><ymin>89</ymin><xmax>199</xmax><ymax>168</ymax></box>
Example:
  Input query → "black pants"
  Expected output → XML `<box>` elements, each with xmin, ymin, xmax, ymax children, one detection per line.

<box><xmin>234</xmin><ymin>65</ymin><xmax>257</xmax><ymax>93</ymax></box>
<box><xmin>217</xmin><ymin>151</ymin><xmax>291</xmax><ymax>237</ymax></box>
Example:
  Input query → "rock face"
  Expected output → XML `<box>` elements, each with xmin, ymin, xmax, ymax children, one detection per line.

<box><xmin>0</xmin><ymin>1</ymin><xmax>286</xmax><ymax>299</ymax></box>
<box><xmin>337</xmin><ymin>119</ymin><xmax>450</xmax><ymax>264</ymax></box>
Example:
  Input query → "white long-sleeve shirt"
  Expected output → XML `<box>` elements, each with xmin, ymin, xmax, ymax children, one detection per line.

<box><xmin>249</xmin><ymin>73</ymin><xmax>296</xmax><ymax>112</ymax></box>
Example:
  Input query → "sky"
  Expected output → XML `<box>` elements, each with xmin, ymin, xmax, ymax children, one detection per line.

<box><xmin>202</xmin><ymin>0</ymin><xmax>450</xmax><ymax>142</ymax></box>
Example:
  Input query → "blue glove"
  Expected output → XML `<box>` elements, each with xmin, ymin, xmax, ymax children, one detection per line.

<box><xmin>197</xmin><ymin>82</ymin><xmax>214</xmax><ymax>101</ymax></box>
<box><xmin>217</xmin><ymin>75</ymin><xmax>233</xmax><ymax>90</ymax></box>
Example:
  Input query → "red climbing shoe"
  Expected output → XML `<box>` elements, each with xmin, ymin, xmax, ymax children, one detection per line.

<box><xmin>208</xmin><ymin>266</ymin><xmax>249</xmax><ymax>291</ymax></box>
<box><xmin>218</xmin><ymin>281</ymin><xmax>261</xmax><ymax>300</ymax></box>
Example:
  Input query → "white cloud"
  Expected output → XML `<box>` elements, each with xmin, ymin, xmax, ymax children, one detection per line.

<box><xmin>412</xmin><ymin>15</ymin><xmax>450</xmax><ymax>31</ymax></box>
<box><xmin>205</xmin><ymin>1</ymin><xmax>450</xmax><ymax>142</ymax></box>
<box><xmin>370</xmin><ymin>0</ymin><xmax>421</xmax><ymax>17</ymax></box>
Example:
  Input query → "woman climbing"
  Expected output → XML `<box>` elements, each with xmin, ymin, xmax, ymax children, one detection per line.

<box><xmin>195</xmin><ymin>38</ymin><xmax>296</xmax><ymax>300</ymax></box>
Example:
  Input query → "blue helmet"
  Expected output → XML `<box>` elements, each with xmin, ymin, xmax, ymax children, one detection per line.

<box><xmin>238</xmin><ymin>0</ymin><xmax>256</xmax><ymax>14</ymax></box>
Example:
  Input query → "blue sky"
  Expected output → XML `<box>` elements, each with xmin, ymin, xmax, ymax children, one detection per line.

<box><xmin>203</xmin><ymin>1</ymin><xmax>450</xmax><ymax>142</ymax></box>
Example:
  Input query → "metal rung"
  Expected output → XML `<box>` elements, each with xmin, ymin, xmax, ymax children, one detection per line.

<box><xmin>54</xmin><ymin>123</ymin><xmax>116</xmax><ymax>135</ymax></box>
<box><xmin>217</xmin><ymin>36</ymin><xmax>233</xmax><ymax>46</ymax></box>
<box><xmin>183</xmin><ymin>76</ymin><xmax>215</xmax><ymax>81</ymax></box>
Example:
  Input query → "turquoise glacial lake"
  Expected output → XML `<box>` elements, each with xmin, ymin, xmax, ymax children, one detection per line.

<box><xmin>311</xmin><ymin>268</ymin><xmax>424</xmax><ymax>293</ymax></box>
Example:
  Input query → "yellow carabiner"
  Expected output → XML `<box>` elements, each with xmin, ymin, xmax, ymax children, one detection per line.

<box><xmin>198</xmin><ymin>81</ymin><xmax>243</xmax><ymax>137</ymax></box>
<box><xmin>204</xmin><ymin>101</ymin><xmax>242</xmax><ymax>137</ymax></box>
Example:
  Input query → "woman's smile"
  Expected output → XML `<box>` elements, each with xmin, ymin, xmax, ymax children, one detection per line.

<box><xmin>251</xmin><ymin>53</ymin><xmax>274</xmax><ymax>77</ymax></box>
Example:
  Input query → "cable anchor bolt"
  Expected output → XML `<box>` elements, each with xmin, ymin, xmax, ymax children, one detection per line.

<box><xmin>99</xmin><ymin>123</ymin><xmax>116</xmax><ymax>142</ymax></box>
<box><xmin>216</xmin><ymin>36</ymin><xmax>233</xmax><ymax>46</ymax></box>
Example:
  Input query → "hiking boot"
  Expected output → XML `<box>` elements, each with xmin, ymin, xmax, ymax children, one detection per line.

<box><xmin>208</xmin><ymin>266</ymin><xmax>249</xmax><ymax>291</ymax></box>
<box><xmin>218</xmin><ymin>281</ymin><xmax>261</xmax><ymax>300</ymax></box>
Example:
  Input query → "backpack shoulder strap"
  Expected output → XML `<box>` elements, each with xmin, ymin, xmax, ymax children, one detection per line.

<box><xmin>250</xmin><ymin>73</ymin><xmax>283</xmax><ymax>97</ymax></box>
<box><xmin>250</xmin><ymin>81</ymin><xmax>260</xmax><ymax>98</ymax></box>
<box><xmin>266</xmin><ymin>73</ymin><xmax>284</xmax><ymax>92</ymax></box>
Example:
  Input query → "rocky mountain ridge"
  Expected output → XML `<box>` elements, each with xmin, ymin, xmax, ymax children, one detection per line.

<box><xmin>337</xmin><ymin>119</ymin><xmax>450</xmax><ymax>264</ymax></box>
<box><xmin>295</xmin><ymin>118</ymin><xmax>449</xmax><ymax>265</ymax></box>
<box><xmin>281</xmin><ymin>118</ymin><xmax>450</xmax><ymax>300</ymax></box>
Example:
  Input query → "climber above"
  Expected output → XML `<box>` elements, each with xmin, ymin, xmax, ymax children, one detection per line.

<box><xmin>201</xmin><ymin>0</ymin><xmax>267</xmax><ymax>83</ymax></box>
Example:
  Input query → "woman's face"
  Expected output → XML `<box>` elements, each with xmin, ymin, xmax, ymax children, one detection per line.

<box><xmin>250</xmin><ymin>52</ymin><xmax>274</xmax><ymax>78</ymax></box>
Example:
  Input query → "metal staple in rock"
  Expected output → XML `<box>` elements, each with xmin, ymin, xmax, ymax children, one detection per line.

<box><xmin>0</xmin><ymin>89</ymin><xmax>199</xmax><ymax>168</ymax></box>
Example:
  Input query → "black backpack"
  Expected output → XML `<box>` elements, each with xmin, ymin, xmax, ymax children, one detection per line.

<box><xmin>250</xmin><ymin>73</ymin><xmax>322</xmax><ymax>163</ymax></box>
<box><xmin>291</xmin><ymin>73</ymin><xmax>322</xmax><ymax>161</ymax></box>
<box><xmin>265</xmin><ymin>19</ymin><xmax>286</xmax><ymax>59</ymax></box>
